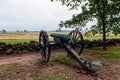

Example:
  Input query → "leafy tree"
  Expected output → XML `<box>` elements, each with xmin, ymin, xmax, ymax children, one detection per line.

<box><xmin>16</xmin><ymin>30</ymin><xmax>19</xmax><ymax>32</ymax></box>
<box><xmin>51</xmin><ymin>0</ymin><xmax>120</xmax><ymax>50</ymax></box>
<box><xmin>24</xmin><ymin>30</ymin><xmax>27</xmax><ymax>32</ymax></box>
<box><xmin>1</xmin><ymin>29</ymin><xmax>7</xmax><ymax>34</ymax></box>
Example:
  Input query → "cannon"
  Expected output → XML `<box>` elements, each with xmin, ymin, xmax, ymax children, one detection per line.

<box><xmin>39</xmin><ymin>30</ymin><xmax>96</xmax><ymax>73</ymax></box>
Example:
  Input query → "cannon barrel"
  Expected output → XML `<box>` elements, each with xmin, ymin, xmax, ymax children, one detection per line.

<box><xmin>50</xmin><ymin>34</ymin><xmax>71</xmax><ymax>42</ymax></box>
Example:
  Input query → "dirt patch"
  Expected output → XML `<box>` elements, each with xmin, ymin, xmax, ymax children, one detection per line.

<box><xmin>0</xmin><ymin>49</ymin><xmax>66</xmax><ymax>66</ymax></box>
<box><xmin>0</xmin><ymin>49</ymin><xmax>120</xmax><ymax>80</ymax></box>
<box><xmin>0</xmin><ymin>53</ymin><xmax>40</xmax><ymax>66</ymax></box>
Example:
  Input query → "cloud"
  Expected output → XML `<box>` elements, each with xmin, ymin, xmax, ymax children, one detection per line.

<box><xmin>0</xmin><ymin>0</ymin><xmax>80</xmax><ymax>31</ymax></box>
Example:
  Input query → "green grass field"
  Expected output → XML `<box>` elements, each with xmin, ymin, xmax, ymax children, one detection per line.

<box><xmin>0</xmin><ymin>32</ymin><xmax>120</xmax><ymax>44</ymax></box>
<box><xmin>102</xmin><ymin>48</ymin><xmax>120</xmax><ymax>57</ymax></box>
<box><xmin>0</xmin><ymin>36</ymin><xmax>119</xmax><ymax>44</ymax></box>
<box><xmin>84</xmin><ymin>36</ymin><xmax>120</xmax><ymax>41</ymax></box>
<box><xmin>0</xmin><ymin>39</ymin><xmax>38</xmax><ymax>44</ymax></box>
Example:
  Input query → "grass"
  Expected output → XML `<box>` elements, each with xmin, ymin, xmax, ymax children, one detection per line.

<box><xmin>102</xmin><ymin>48</ymin><xmax>120</xmax><ymax>57</ymax></box>
<box><xmin>35</xmin><ymin>71</ymin><xmax>75</xmax><ymax>80</ymax></box>
<box><xmin>0</xmin><ymin>32</ymin><xmax>120</xmax><ymax>44</ymax></box>
<box><xmin>0</xmin><ymin>64</ymin><xmax>16</xmax><ymax>72</ymax></box>
<box><xmin>0</xmin><ymin>64</ymin><xmax>17</xmax><ymax>78</ymax></box>
<box><xmin>0</xmin><ymin>73</ymin><xmax>16</xmax><ymax>78</ymax></box>
<box><xmin>38</xmin><ymin>56</ymin><xmax>73</xmax><ymax>65</ymax></box>
<box><xmin>0</xmin><ymin>35</ymin><xmax>119</xmax><ymax>44</ymax></box>
<box><xmin>0</xmin><ymin>64</ymin><xmax>30</xmax><ymax>79</ymax></box>
<box><xmin>51</xmin><ymin>56</ymin><xmax>73</xmax><ymax>64</ymax></box>
<box><xmin>0</xmin><ymin>39</ymin><xmax>38</xmax><ymax>44</ymax></box>
<box><xmin>84</xmin><ymin>36</ymin><xmax>120</xmax><ymax>41</ymax></box>
<box><xmin>37</xmin><ymin>56</ymin><xmax>75</xmax><ymax>80</ymax></box>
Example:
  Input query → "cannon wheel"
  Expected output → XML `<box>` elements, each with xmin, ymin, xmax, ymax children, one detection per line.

<box><xmin>39</xmin><ymin>30</ymin><xmax>50</xmax><ymax>62</ymax></box>
<box><xmin>69</xmin><ymin>30</ymin><xmax>84</xmax><ymax>55</ymax></box>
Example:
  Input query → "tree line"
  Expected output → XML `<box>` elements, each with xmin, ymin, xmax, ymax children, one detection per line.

<box><xmin>0</xmin><ymin>29</ymin><xmax>28</xmax><ymax>33</ymax></box>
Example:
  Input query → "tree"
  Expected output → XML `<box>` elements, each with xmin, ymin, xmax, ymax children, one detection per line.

<box><xmin>51</xmin><ymin>0</ymin><xmax>120</xmax><ymax>50</ymax></box>
<box><xmin>24</xmin><ymin>30</ymin><xmax>27</xmax><ymax>32</ymax></box>
<box><xmin>16</xmin><ymin>30</ymin><xmax>19</xmax><ymax>32</ymax></box>
<box><xmin>1</xmin><ymin>29</ymin><xmax>7</xmax><ymax>34</ymax></box>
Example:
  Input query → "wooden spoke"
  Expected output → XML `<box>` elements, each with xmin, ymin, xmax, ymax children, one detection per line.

<box><xmin>69</xmin><ymin>30</ymin><xmax>84</xmax><ymax>55</ymax></box>
<box><xmin>39</xmin><ymin>30</ymin><xmax>50</xmax><ymax>62</ymax></box>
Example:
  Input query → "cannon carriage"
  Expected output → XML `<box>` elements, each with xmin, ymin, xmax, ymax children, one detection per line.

<box><xmin>39</xmin><ymin>30</ymin><xmax>96</xmax><ymax>73</ymax></box>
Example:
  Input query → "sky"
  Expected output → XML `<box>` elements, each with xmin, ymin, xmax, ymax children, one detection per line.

<box><xmin>0</xmin><ymin>0</ymin><xmax>95</xmax><ymax>31</ymax></box>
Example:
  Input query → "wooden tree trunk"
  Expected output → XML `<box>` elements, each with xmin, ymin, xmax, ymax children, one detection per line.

<box><xmin>102</xmin><ymin>0</ymin><xmax>106</xmax><ymax>50</ymax></box>
<box><xmin>103</xmin><ymin>23</ymin><xmax>106</xmax><ymax>50</ymax></box>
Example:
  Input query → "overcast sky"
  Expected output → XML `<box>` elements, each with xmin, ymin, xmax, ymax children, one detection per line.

<box><xmin>0</xmin><ymin>0</ymin><xmax>82</xmax><ymax>31</ymax></box>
